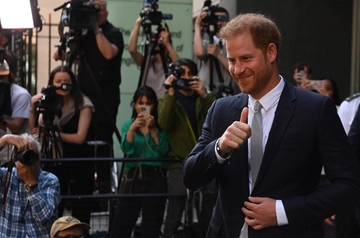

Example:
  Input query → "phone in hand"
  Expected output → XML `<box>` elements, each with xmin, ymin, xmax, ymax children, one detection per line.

<box><xmin>310</xmin><ymin>80</ymin><xmax>324</xmax><ymax>91</ymax></box>
<box><xmin>140</xmin><ymin>105</ymin><xmax>150</xmax><ymax>119</ymax></box>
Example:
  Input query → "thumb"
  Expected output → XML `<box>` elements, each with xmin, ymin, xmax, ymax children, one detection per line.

<box><xmin>240</xmin><ymin>107</ymin><xmax>248</xmax><ymax>123</ymax></box>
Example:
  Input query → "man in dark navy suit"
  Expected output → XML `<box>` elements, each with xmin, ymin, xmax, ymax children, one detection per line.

<box><xmin>182</xmin><ymin>13</ymin><xmax>360</xmax><ymax>238</ymax></box>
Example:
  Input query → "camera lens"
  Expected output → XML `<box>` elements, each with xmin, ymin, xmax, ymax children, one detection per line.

<box><xmin>15</xmin><ymin>150</ymin><xmax>39</xmax><ymax>166</ymax></box>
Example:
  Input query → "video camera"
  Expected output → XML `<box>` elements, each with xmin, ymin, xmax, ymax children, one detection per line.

<box><xmin>140</xmin><ymin>0</ymin><xmax>172</xmax><ymax>25</ymax></box>
<box><xmin>140</xmin><ymin>0</ymin><xmax>172</xmax><ymax>41</ymax></box>
<box><xmin>201</xmin><ymin>0</ymin><xmax>229</xmax><ymax>34</ymax></box>
<box><xmin>57</xmin><ymin>0</ymin><xmax>100</xmax><ymax>32</ymax></box>
<box><xmin>12</xmin><ymin>147</ymin><xmax>39</xmax><ymax>166</ymax></box>
<box><xmin>35</xmin><ymin>84</ymin><xmax>71</xmax><ymax>126</ymax></box>
<box><xmin>164</xmin><ymin>63</ymin><xmax>196</xmax><ymax>90</ymax></box>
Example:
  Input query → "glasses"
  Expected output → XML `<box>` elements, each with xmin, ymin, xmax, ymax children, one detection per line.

<box><xmin>55</xmin><ymin>235</ymin><xmax>89</xmax><ymax>238</ymax></box>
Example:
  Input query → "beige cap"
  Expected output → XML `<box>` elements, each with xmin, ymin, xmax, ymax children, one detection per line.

<box><xmin>0</xmin><ymin>59</ymin><xmax>9</xmax><ymax>76</ymax></box>
<box><xmin>50</xmin><ymin>216</ymin><xmax>91</xmax><ymax>237</ymax></box>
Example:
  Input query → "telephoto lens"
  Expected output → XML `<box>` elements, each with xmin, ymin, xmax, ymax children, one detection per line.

<box><xmin>14</xmin><ymin>149</ymin><xmax>39</xmax><ymax>166</ymax></box>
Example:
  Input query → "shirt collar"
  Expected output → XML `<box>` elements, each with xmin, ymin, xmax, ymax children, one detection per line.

<box><xmin>248</xmin><ymin>75</ymin><xmax>285</xmax><ymax>112</ymax></box>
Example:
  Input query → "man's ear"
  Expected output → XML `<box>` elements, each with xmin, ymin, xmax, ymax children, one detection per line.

<box><xmin>267</xmin><ymin>43</ymin><xmax>277</xmax><ymax>63</ymax></box>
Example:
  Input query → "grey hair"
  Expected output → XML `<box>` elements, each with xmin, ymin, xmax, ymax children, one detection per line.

<box><xmin>20</xmin><ymin>133</ymin><xmax>41</xmax><ymax>159</ymax></box>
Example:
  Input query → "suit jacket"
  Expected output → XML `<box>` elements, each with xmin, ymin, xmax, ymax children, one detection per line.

<box><xmin>182</xmin><ymin>81</ymin><xmax>360</xmax><ymax>238</ymax></box>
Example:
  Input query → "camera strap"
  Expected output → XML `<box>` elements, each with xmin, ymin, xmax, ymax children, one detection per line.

<box><xmin>2</xmin><ymin>163</ymin><xmax>14</xmax><ymax>214</ymax></box>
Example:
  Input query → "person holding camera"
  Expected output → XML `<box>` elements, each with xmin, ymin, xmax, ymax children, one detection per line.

<box><xmin>0</xmin><ymin>57</ymin><xmax>31</xmax><ymax>166</ymax></box>
<box><xmin>109</xmin><ymin>86</ymin><xmax>168</xmax><ymax>238</ymax></box>
<box><xmin>29</xmin><ymin>66</ymin><xmax>94</xmax><ymax>224</ymax></box>
<box><xmin>129</xmin><ymin>15</ymin><xmax>179</xmax><ymax>99</ymax></box>
<box><xmin>292</xmin><ymin>62</ymin><xmax>313</xmax><ymax>90</ymax></box>
<box><xmin>194</xmin><ymin>6</ymin><xmax>235</xmax><ymax>98</ymax></box>
<box><xmin>158</xmin><ymin>58</ymin><xmax>216</xmax><ymax>237</ymax></box>
<box><xmin>54</xmin><ymin>0</ymin><xmax>124</xmax><ymax>195</ymax></box>
<box><xmin>0</xmin><ymin>133</ymin><xmax>60</xmax><ymax>237</ymax></box>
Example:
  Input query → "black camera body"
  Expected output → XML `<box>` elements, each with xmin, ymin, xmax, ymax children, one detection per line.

<box><xmin>166</xmin><ymin>63</ymin><xmax>196</xmax><ymax>90</ymax></box>
<box><xmin>201</xmin><ymin>0</ymin><xmax>228</xmax><ymax>34</ymax></box>
<box><xmin>140</xmin><ymin>0</ymin><xmax>172</xmax><ymax>26</ymax></box>
<box><xmin>36</xmin><ymin>85</ymin><xmax>64</xmax><ymax>126</ymax></box>
<box><xmin>61</xmin><ymin>0</ymin><xmax>100</xmax><ymax>31</ymax></box>
<box><xmin>13</xmin><ymin>148</ymin><xmax>39</xmax><ymax>166</ymax></box>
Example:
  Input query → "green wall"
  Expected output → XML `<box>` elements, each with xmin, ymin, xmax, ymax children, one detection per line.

<box><xmin>107</xmin><ymin>0</ymin><xmax>193</xmax><ymax>157</ymax></box>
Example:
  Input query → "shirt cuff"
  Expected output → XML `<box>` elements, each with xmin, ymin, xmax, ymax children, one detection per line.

<box><xmin>276</xmin><ymin>200</ymin><xmax>289</xmax><ymax>226</ymax></box>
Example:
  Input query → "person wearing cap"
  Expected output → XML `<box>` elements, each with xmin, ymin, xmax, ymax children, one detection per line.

<box><xmin>0</xmin><ymin>133</ymin><xmax>61</xmax><ymax>237</ymax></box>
<box><xmin>0</xmin><ymin>59</ymin><xmax>31</xmax><ymax>166</ymax></box>
<box><xmin>50</xmin><ymin>216</ymin><xmax>91</xmax><ymax>238</ymax></box>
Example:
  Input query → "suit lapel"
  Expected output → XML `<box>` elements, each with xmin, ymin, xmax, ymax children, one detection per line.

<box><xmin>232</xmin><ymin>94</ymin><xmax>250</xmax><ymax>197</ymax></box>
<box><xmin>254</xmin><ymin>82</ymin><xmax>297</xmax><ymax>188</ymax></box>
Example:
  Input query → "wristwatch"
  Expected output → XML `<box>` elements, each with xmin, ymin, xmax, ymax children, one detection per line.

<box><xmin>216</xmin><ymin>139</ymin><xmax>232</xmax><ymax>159</ymax></box>
<box><xmin>95</xmin><ymin>28</ymin><xmax>103</xmax><ymax>35</ymax></box>
<box><xmin>25</xmin><ymin>184</ymin><xmax>38</xmax><ymax>192</ymax></box>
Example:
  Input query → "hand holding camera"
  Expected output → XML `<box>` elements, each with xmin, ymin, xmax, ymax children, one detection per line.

<box><xmin>163</xmin><ymin>63</ymin><xmax>197</xmax><ymax>92</ymax></box>
<box><xmin>188</xmin><ymin>77</ymin><xmax>208</xmax><ymax>98</ymax></box>
<box><xmin>207</xmin><ymin>44</ymin><xmax>220</xmax><ymax>58</ymax></box>
<box><xmin>0</xmin><ymin>134</ymin><xmax>29</xmax><ymax>152</ymax></box>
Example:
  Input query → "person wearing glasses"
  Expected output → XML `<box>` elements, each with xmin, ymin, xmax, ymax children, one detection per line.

<box><xmin>50</xmin><ymin>216</ymin><xmax>91</xmax><ymax>238</ymax></box>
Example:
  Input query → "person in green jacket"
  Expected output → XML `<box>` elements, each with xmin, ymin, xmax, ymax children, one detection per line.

<box><xmin>110</xmin><ymin>86</ymin><xmax>169</xmax><ymax>238</ymax></box>
<box><xmin>158</xmin><ymin>58</ymin><xmax>216</xmax><ymax>237</ymax></box>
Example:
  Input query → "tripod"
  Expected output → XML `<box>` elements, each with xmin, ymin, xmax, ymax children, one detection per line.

<box><xmin>37</xmin><ymin>111</ymin><xmax>64</xmax><ymax>160</ymax></box>
<box><xmin>202</xmin><ymin>24</ymin><xmax>232</xmax><ymax>98</ymax></box>
<box><xmin>137</xmin><ymin>23</ymin><xmax>169</xmax><ymax>88</ymax></box>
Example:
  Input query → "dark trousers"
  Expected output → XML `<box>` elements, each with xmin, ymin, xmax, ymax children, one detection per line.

<box><xmin>67</xmin><ymin>161</ymin><xmax>95</xmax><ymax>224</ymax></box>
<box><xmin>109</xmin><ymin>166</ymin><xmax>167</xmax><ymax>238</ymax></box>
<box><xmin>336</xmin><ymin>206</ymin><xmax>360</xmax><ymax>238</ymax></box>
<box><xmin>163</xmin><ymin>168</ymin><xmax>187</xmax><ymax>238</ymax></box>
<box><xmin>197</xmin><ymin>179</ymin><xmax>217</xmax><ymax>238</ymax></box>
<box><xmin>87</xmin><ymin>106</ymin><xmax>116</xmax><ymax>194</ymax></box>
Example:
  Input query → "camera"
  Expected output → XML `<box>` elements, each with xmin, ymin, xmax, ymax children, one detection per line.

<box><xmin>140</xmin><ymin>0</ymin><xmax>173</xmax><ymax>43</ymax></box>
<box><xmin>140</xmin><ymin>0</ymin><xmax>172</xmax><ymax>26</ymax></box>
<box><xmin>13</xmin><ymin>147</ymin><xmax>39</xmax><ymax>166</ymax></box>
<box><xmin>36</xmin><ymin>85</ymin><xmax>69</xmax><ymax>126</ymax></box>
<box><xmin>164</xmin><ymin>63</ymin><xmax>196</xmax><ymax>90</ymax></box>
<box><xmin>59</xmin><ymin>0</ymin><xmax>100</xmax><ymax>31</ymax></box>
<box><xmin>201</xmin><ymin>0</ymin><xmax>228</xmax><ymax>34</ymax></box>
<box><xmin>297</xmin><ymin>65</ymin><xmax>305</xmax><ymax>72</ymax></box>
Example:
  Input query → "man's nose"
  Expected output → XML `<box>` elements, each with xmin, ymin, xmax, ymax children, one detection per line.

<box><xmin>233</xmin><ymin>62</ymin><xmax>245</xmax><ymax>75</ymax></box>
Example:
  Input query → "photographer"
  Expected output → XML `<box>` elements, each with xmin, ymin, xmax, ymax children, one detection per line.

<box><xmin>0</xmin><ymin>59</ymin><xmax>31</xmax><ymax>166</ymax></box>
<box><xmin>194</xmin><ymin>6</ymin><xmax>234</xmax><ymax>97</ymax></box>
<box><xmin>54</xmin><ymin>0</ymin><xmax>124</xmax><ymax>194</ymax></box>
<box><xmin>129</xmin><ymin>15</ymin><xmax>179</xmax><ymax>99</ymax></box>
<box><xmin>0</xmin><ymin>133</ymin><xmax>61</xmax><ymax>237</ymax></box>
<box><xmin>292</xmin><ymin>62</ymin><xmax>313</xmax><ymax>90</ymax></box>
<box><xmin>158</xmin><ymin>58</ymin><xmax>216</xmax><ymax>237</ymax></box>
<box><xmin>29</xmin><ymin>66</ymin><xmax>94</xmax><ymax>224</ymax></box>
